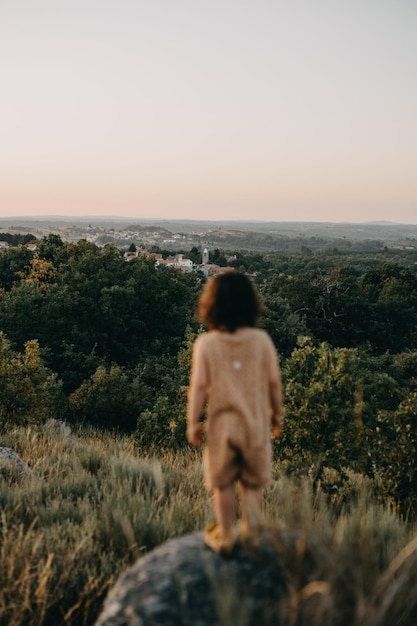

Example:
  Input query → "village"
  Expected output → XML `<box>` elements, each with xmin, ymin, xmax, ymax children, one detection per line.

<box><xmin>124</xmin><ymin>246</ymin><xmax>237</xmax><ymax>277</ymax></box>
<box><xmin>0</xmin><ymin>221</ymin><xmax>237</xmax><ymax>277</ymax></box>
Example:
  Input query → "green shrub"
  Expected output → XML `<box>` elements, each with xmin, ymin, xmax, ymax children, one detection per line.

<box><xmin>0</xmin><ymin>333</ymin><xmax>66</xmax><ymax>428</ymax></box>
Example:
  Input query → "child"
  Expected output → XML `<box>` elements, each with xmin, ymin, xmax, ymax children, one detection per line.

<box><xmin>187</xmin><ymin>271</ymin><xmax>284</xmax><ymax>553</ymax></box>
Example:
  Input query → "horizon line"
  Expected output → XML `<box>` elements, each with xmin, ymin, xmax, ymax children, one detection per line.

<box><xmin>1</xmin><ymin>216</ymin><xmax>416</xmax><ymax>227</ymax></box>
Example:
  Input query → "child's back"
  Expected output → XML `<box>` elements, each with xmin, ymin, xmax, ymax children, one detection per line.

<box><xmin>187</xmin><ymin>272</ymin><xmax>284</xmax><ymax>553</ymax></box>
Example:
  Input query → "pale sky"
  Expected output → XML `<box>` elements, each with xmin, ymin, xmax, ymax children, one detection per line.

<box><xmin>1</xmin><ymin>0</ymin><xmax>416</xmax><ymax>224</ymax></box>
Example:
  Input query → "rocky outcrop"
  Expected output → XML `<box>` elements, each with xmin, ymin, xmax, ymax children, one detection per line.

<box><xmin>0</xmin><ymin>446</ymin><xmax>31</xmax><ymax>475</ymax></box>
<box><xmin>44</xmin><ymin>418</ymin><xmax>72</xmax><ymax>437</ymax></box>
<box><xmin>95</xmin><ymin>528</ymin><xmax>323</xmax><ymax>626</ymax></box>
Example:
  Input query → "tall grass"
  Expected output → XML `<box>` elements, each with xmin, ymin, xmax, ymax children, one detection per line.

<box><xmin>0</xmin><ymin>426</ymin><xmax>209</xmax><ymax>625</ymax></box>
<box><xmin>0</xmin><ymin>425</ymin><xmax>416</xmax><ymax>625</ymax></box>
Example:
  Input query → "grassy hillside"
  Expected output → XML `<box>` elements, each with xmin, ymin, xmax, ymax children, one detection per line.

<box><xmin>1</xmin><ymin>425</ymin><xmax>417</xmax><ymax>625</ymax></box>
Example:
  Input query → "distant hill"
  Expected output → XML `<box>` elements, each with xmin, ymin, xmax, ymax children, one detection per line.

<box><xmin>0</xmin><ymin>217</ymin><xmax>416</xmax><ymax>248</ymax></box>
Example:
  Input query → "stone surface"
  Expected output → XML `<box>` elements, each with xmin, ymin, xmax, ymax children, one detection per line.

<box><xmin>0</xmin><ymin>446</ymin><xmax>32</xmax><ymax>475</ymax></box>
<box><xmin>94</xmin><ymin>529</ymin><xmax>314</xmax><ymax>626</ymax></box>
<box><xmin>44</xmin><ymin>418</ymin><xmax>72</xmax><ymax>436</ymax></box>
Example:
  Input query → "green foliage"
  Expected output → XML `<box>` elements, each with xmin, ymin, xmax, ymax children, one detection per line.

<box><xmin>278</xmin><ymin>339</ymin><xmax>417</xmax><ymax>514</ymax></box>
<box><xmin>0</xmin><ymin>232</ymin><xmax>36</xmax><ymax>246</ymax></box>
<box><xmin>136</xmin><ymin>394</ymin><xmax>185</xmax><ymax>450</ymax></box>
<box><xmin>66</xmin><ymin>326</ymin><xmax>199</xmax><ymax>438</ymax></box>
<box><xmin>0</xmin><ymin>244</ymin><xmax>34</xmax><ymax>290</ymax></box>
<box><xmin>263</xmin><ymin>261</ymin><xmax>417</xmax><ymax>353</ymax></box>
<box><xmin>278</xmin><ymin>339</ymin><xmax>360</xmax><ymax>474</ymax></box>
<box><xmin>0</xmin><ymin>333</ymin><xmax>65</xmax><ymax>427</ymax></box>
<box><xmin>188</xmin><ymin>246</ymin><xmax>201</xmax><ymax>264</ymax></box>
<box><xmin>360</xmin><ymin>264</ymin><xmax>417</xmax><ymax>352</ymax></box>
<box><xmin>373</xmin><ymin>392</ymin><xmax>417</xmax><ymax>516</ymax></box>
<box><xmin>135</xmin><ymin>326</ymin><xmax>205</xmax><ymax>449</ymax></box>
<box><xmin>0</xmin><ymin>236</ymin><xmax>199</xmax><ymax>394</ymax></box>
<box><xmin>68</xmin><ymin>364</ymin><xmax>144</xmax><ymax>430</ymax></box>
<box><xmin>260</xmin><ymin>293</ymin><xmax>308</xmax><ymax>356</ymax></box>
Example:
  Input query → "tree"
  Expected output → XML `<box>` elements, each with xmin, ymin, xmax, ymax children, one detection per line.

<box><xmin>0</xmin><ymin>332</ymin><xmax>65</xmax><ymax>427</ymax></box>
<box><xmin>277</xmin><ymin>339</ymin><xmax>362</xmax><ymax>476</ymax></box>
<box><xmin>373</xmin><ymin>392</ymin><xmax>417</xmax><ymax>515</ymax></box>
<box><xmin>0</xmin><ymin>239</ymin><xmax>199</xmax><ymax>394</ymax></box>
<box><xmin>68</xmin><ymin>364</ymin><xmax>143</xmax><ymax>430</ymax></box>
<box><xmin>259</xmin><ymin>293</ymin><xmax>307</xmax><ymax>357</ymax></box>
<box><xmin>188</xmin><ymin>246</ymin><xmax>201</xmax><ymax>264</ymax></box>
<box><xmin>360</xmin><ymin>265</ymin><xmax>417</xmax><ymax>352</ymax></box>
<box><xmin>20</xmin><ymin>254</ymin><xmax>57</xmax><ymax>291</ymax></box>
<box><xmin>135</xmin><ymin>341</ymin><xmax>193</xmax><ymax>448</ymax></box>
<box><xmin>0</xmin><ymin>245</ymin><xmax>34</xmax><ymax>291</ymax></box>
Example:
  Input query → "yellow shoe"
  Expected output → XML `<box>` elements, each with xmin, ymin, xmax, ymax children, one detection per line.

<box><xmin>204</xmin><ymin>523</ymin><xmax>237</xmax><ymax>554</ymax></box>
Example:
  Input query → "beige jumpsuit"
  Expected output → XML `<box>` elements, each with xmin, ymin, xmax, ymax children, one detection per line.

<box><xmin>189</xmin><ymin>328</ymin><xmax>281</xmax><ymax>489</ymax></box>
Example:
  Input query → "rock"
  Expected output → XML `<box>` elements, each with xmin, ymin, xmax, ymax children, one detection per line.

<box><xmin>0</xmin><ymin>446</ymin><xmax>32</xmax><ymax>475</ymax></box>
<box><xmin>44</xmin><ymin>418</ymin><xmax>84</xmax><ymax>448</ymax></box>
<box><xmin>94</xmin><ymin>528</ymin><xmax>320</xmax><ymax>626</ymax></box>
<box><xmin>44</xmin><ymin>418</ymin><xmax>72</xmax><ymax>436</ymax></box>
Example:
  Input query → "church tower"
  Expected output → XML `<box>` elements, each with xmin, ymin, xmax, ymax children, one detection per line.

<box><xmin>202</xmin><ymin>248</ymin><xmax>209</xmax><ymax>264</ymax></box>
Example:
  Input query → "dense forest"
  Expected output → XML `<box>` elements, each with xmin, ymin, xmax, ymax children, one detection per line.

<box><xmin>1</xmin><ymin>234</ymin><xmax>417</xmax><ymax>515</ymax></box>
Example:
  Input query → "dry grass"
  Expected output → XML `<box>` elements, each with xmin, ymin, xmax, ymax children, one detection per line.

<box><xmin>0</xmin><ymin>425</ymin><xmax>416</xmax><ymax>625</ymax></box>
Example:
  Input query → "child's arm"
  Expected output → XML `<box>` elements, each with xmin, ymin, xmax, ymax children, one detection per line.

<box><xmin>187</xmin><ymin>339</ymin><xmax>208</xmax><ymax>447</ymax></box>
<box><xmin>270</xmin><ymin>377</ymin><xmax>284</xmax><ymax>439</ymax></box>
<box><xmin>268</xmin><ymin>342</ymin><xmax>284</xmax><ymax>439</ymax></box>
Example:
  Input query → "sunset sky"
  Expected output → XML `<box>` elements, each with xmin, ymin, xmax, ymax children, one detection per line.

<box><xmin>1</xmin><ymin>0</ymin><xmax>416</xmax><ymax>224</ymax></box>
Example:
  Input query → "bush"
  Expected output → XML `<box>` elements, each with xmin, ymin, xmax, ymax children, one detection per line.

<box><xmin>0</xmin><ymin>333</ymin><xmax>65</xmax><ymax>428</ymax></box>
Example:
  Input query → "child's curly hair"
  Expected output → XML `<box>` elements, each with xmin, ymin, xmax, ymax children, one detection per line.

<box><xmin>198</xmin><ymin>271</ymin><xmax>262</xmax><ymax>332</ymax></box>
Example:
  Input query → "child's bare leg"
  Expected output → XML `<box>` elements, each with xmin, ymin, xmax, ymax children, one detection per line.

<box><xmin>239</xmin><ymin>483</ymin><xmax>262</xmax><ymax>532</ymax></box>
<box><xmin>213</xmin><ymin>485</ymin><xmax>235</xmax><ymax>533</ymax></box>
